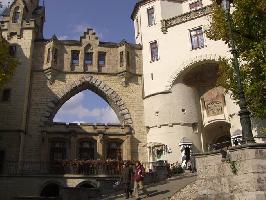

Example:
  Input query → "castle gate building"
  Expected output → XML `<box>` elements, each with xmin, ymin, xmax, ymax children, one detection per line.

<box><xmin>0</xmin><ymin>0</ymin><xmax>146</xmax><ymax>199</ymax></box>
<box><xmin>132</xmin><ymin>0</ymin><xmax>265</xmax><ymax>165</ymax></box>
<box><xmin>0</xmin><ymin>0</ymin><xmax>265</xmax><ymax>199</ymax></box>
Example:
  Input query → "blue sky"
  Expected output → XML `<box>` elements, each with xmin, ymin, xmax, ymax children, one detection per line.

<box><xmin>44</xmin><ymin>0</ymin><xmax>136</xmax><ymax>42</ymax></box>
<box><xmin>1</xmin><ymin>0</ymin><xmax>137</xmax><ymax>124</ymax></box>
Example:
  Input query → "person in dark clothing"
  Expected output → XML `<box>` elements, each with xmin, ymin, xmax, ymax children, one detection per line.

<box><xmin>121</xmin><ymin>161</ymin><xmax>133</xmax><ymax>199</ymax></box>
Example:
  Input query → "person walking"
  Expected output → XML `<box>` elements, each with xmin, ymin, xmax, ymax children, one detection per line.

<box><xmin>133</xmin><ymin>161</ymin><xmax>149</xmax><ymax>199</ymax></box>
<box><xmin>121</xmin><ymin>161</ymin><xmax>133</xmax><ymax>199</ymax></box>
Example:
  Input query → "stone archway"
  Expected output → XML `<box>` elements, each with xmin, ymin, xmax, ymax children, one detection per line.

<box><xmin>40</xmin><ymin>181</ymin><xmax>63</xmax><ymax>198</ymax></box>
<box><xmin>165</xmin><ymin>54</ymin><xmax>225</xmax><ymax>90</ymax></box>
<box><xmin>40</xmin><ymin>75</ymin><xmax>133</xmax><ymax>126</ymax></box>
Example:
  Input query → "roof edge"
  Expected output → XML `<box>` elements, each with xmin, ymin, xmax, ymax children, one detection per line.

<box><xmin>131</xmin><ymin>0</ymin><xmax>185</xmax><ymax>20</ymax></box>
<box><xmin>131</xmin><ymin>0</ymin><xmax>156</xmax><ymax>20</ymax></box>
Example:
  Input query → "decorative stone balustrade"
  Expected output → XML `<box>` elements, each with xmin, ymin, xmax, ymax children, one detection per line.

<box><xmin>161</xmin><ymin>6</ymin><xmax>213</xmax><ymax>34</ymax></box>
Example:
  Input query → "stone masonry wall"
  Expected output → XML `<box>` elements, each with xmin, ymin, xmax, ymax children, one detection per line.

<box><xmin>171</xmin><ymin>144</ymin><xmax>266</xmax><ymax>200</ymax></box>
<box><xmin>24</xmin><ymin>72</ymin><xmax>147</xmax><ymax>162</ymax></box>
<box><xmin>0</xmin><ymin>175</ymin><xmax>114</xmax><ymax>200</ymax></box>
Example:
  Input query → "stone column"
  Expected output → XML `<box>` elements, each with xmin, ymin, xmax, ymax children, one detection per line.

<box><xmin>70</xmin><ymin>132</ymin><xmax>77</xmax><ymax>160</ymax></box>
<box><xmin>124</xmin><ymin>135</ymin><xmax>132</xmax><ymax>161</ymax></box>
<box><xmin>19</xmin><ymin>131</ymin><xmax>25</xmax><ymax>163</ymax></box>
<box><xmin>40</xmin><ymin>131</ymin><xmax>49</xmax><ymax>162</ymax></box>
<box><xmin>97</xmin><ymin>134</ymin><xmax>104</xmax><ymax>160</ymax></box>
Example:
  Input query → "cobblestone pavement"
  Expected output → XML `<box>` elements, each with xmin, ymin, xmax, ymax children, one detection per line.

<box><xmin>99</xmin><ymin>173</ymin><xmax>197</xmax><ymax>200</ymax></box>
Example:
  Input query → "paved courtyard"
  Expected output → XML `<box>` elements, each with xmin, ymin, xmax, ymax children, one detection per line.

<box><xmin>99</xmin><ymin>173</ymin><xmax>197</xmax><ymax>200</ymax></box>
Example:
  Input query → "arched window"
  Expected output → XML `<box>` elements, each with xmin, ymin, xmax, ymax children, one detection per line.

<box><xmin>50</xmin><ymin>141</ymin><xmax>66</xmax><ymax>161</ymax></box>
<box><xmin>53</xmin><ymin>48</ymin><xmax>58</xmax><ymax>64</ymax></box>
<box><xmin>40</xmin><ymin>183</ymin><xmax>60</xmax><ymax>197</ymax></box>
<box><xmin>12</xmin><ymin>7</ymin><xmax>20</xmax><ymax>23</ymax></box>
<box><xmin>78</xmin><ymin>140</ymin><xmax>95</xmax><ymax>160</ymax></box>
<box><xmin>47</xmin><ymin>48</ymin><xmax>51</xmax><ymax>63</ymax></box>
<box><xmin>106</xmin><ymin>141</ymin><xmax>122</xmax><ymax>160</ymax></box>
<box><xmin>77</xmin><ymin>181</ymin><xmax>95</xmax><ymax>189</ymax></box>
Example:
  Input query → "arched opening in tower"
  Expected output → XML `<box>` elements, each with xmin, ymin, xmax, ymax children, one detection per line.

<box><xmin>53</xmin><ymin>90</ymin><xmax>120</xmax><ymax>124</ymax></box>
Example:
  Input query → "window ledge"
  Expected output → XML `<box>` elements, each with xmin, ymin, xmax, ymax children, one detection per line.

<box><xmin>190</xmin><ymin>45</ymin><xmax>207</xmax><ymax>51</ymax></box>
<box><xmin>148</xmin><ymin>23</ymin><xmax>156</xmax><ymax>27</ymax></box>
<box><xmin>150</xmin><ymin>58</ymin><xmax>160</xmax><ymax>63</ymax></box>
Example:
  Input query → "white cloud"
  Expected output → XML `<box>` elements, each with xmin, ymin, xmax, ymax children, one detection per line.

<box><xmin>58</xmin><ymin>35</ymin><xmax>69</xmax><ymax>40</ymax></box>
<box><xmin>1</xmin><ymin>0</ymin><xmax>13</xmax><ymax>6</ymax></box>
<box><xmin>71</xmin><ymin>121</ymin><xmax>85</xmax><ymax>125</ymax></box>
<box><xmin>70</xmin><ymin>23</ymin><xmax>104</xmax><ymax>40</ymax></box>
<box><xmin>62</xmin><ymin>92</ymin><xmax>84</xmax><ymax>109</ymax></box>
<box><xmin>72</xmin><ymin>23</ymin><xmax>89</xmax><ymax>34</ymax></box>
<box><xmin>54</xmin><ymin>92</ymin><xmax>119</xmax><ymax>124</ymax></box>
<box><xmin>60</xmin><ymin>105</ymin><xmax>119</xmax><ymax>123</ymax></box>
<box><xmin>100</xmin><ymin>107</ymin><xmax>120</xmax><ymax>123</ymax></box>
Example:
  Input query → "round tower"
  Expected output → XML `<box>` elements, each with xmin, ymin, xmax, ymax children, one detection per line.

<box><xmin>132</xmin><ymin>0</ymin><xmax>243</xmax><ymax>165</ymax></box>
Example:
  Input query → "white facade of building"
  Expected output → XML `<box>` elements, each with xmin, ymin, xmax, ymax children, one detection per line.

<box><xmin>132</xmin><ymin>0</ymin><xmax>264</xmax><ymax>165</ymax></box>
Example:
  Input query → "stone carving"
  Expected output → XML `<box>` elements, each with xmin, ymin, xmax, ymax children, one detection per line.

<box><xmin>206</xmin><ymin>101</ymin><xmax>223</xmax><ymax>116</ymax></box>
<box><xmin>202</xmin><ymin>87</ymin><xmax>225</xmax><ymax>117</ymax></box>
<box><xmin>161</xmin><ymin>5</ymin><xmax>212</xmax><ymax>34</ymax></box>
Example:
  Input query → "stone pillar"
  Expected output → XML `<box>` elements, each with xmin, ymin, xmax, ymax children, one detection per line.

<box><xmin>41</xmin><ymin>131</ymin><xmax>49</xmax><ymax>162</ymax></box>
<box><xmin>124</xmin><ymin>135</ymin><xmax>132</xmax><ymax>161</ymax></box>
<box><xmin>70</xmin><ymin>132</ymin><xmax>77</xmax><ymax>160</ymax></box>
<box><xmin>19</xmin><ymin>131</ymin><xmax>25</xmax><ymax>163</ymax></box>
<box><xmin>97</xmin><ymin>134</ymin><xmax>104</xmax><ymax>160</ymax></box>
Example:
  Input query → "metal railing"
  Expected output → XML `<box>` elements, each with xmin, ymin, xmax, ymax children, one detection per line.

<box><xmin>2</xmin><ymin>160</ymin><xmax>123</xmax><ymax>176</ymax></box>
<box><xmin>207</xmin><ymin>137</ymin><xmax>266</xmax><ymax>152</ymax></box>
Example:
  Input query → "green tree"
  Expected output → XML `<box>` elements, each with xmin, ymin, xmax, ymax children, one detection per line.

<box><xmin>0</xmin><ymin>33</ymin><xmax>18</xmax><ymax>88</ymax></box>
<box><xmin>207</xmin><ymin>0</ymin><xmax>266</xmax><ymax>118</ymax></box>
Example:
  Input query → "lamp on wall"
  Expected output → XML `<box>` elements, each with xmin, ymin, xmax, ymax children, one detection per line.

<box><xmin>215</xmin><ymin>0</ymin><xmax>254</xmax><ymax>143</ymax></box>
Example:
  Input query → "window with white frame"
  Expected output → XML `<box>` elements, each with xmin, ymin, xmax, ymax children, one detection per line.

<box><xmin>126</xmin><ymin>51</ymin><xmax>130</xmax><ymax>67</ymax></box>
<box><xmin>47</xmin><ymin>48</ymin><xmax>51</xmax><ymax>63</ymax></box>
<box><xmin>147</xmin><ymin>7</ymin><xmax>155</xmax><ymax>26</ymax></box>
<box><xmin>189</xmin><ymin>0</ymin><xmax>203</xmax><ymax>11</ymax></box>
<box><xmin>150</xmin><ymin>41</ymin><xmax>159</xmax><ymax>62</ymax></box>
<box><xmin>190</xmin><ymin>27</ymin><xmax>204</xmax><ymax>50</ymax></box>
<box><xmin>120</xmin><ymin>51</ymin><xmax>124</xmax><ymax>67</ymax></box>
<box><xmin>53</xmin><ymin>48</ymin><xmax>58</xmax><ymax>64</ymax></box>
<box><xmin>12</xmin><ymin>7</ymin><xmax>20</xmax><ymax>23</ymax></box>
<box><xmin>136</xmin><ymin>18</ymin><xmax>140</xmax><ymax>35</ymax></box>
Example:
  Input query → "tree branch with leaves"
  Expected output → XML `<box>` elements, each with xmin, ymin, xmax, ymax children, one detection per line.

<box><xmin>0</xmin><ymin>31</ymin><xmax>18</xmax><ymax>88</ymax></box>
<box><xmin>207</xmin><ymin>0</ymin><xmax>266</xmax><ymax>118</ymax></box>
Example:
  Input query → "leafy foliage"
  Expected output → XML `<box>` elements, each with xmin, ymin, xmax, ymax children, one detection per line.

<box><xmin>207</xmin><ymin>0</ymin><xmax>266</xmax><ymax>118</ymax></box>
<box><xmin>0</xmin><ymin>34</ymin><xmax>18</xmax><ymax>88</ymax></box>
<box><xmin>227</xmin><ymin>160</ymin><xmax>238</xmax><ymax>175</ymax></box>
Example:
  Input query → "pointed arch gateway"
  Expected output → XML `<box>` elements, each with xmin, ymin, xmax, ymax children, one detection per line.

<box><xmin>41</xmin><ymin>75</ymin><xmax>133</xmax><ymax>126</ymax></box>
